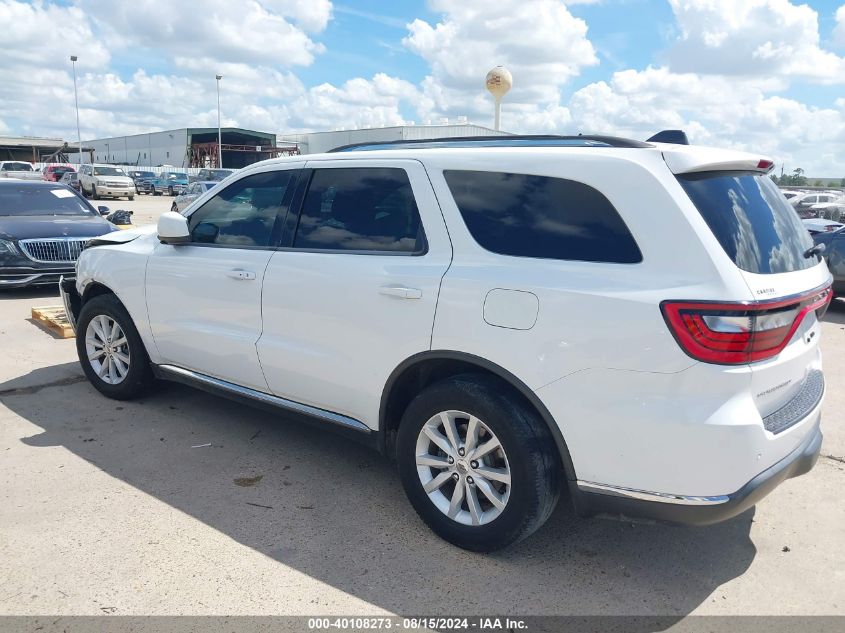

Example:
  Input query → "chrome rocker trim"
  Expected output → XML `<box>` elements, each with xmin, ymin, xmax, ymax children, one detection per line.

<box><xmin>576</xmin><ymin>481</ymin><xmax>730</xmax><ymax>506</ymax></box>
<box><xmin>154</xmin><ymin>364</ymin><xmax>372</xmax><ymax>434</ymax></box>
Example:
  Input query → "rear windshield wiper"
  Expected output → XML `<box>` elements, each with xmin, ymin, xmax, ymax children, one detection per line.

<box><xmin>803</xmin><ymin>243</ymin><xmax>826</xmax><ymax>259</ymax></box>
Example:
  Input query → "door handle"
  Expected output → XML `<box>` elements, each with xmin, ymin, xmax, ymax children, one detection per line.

<box><xmin>227</xmin><ymin>269</ymin><xmax>256</xmax><ymax>281</ymax></box>
<box><xmin>379</xmin><ymin>285</ymin><xmax>422</xmax><ymax>299</ymax></box>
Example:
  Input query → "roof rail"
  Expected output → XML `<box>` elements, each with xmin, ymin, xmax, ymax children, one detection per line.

<box><xmin>328</xmin><ymin>134</ymin><xmax>653</xmax><ymax>153</ymax></box>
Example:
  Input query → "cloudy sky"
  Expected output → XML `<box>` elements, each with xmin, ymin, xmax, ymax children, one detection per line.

<box><xmin>2</xmin><ymin>0</ymin><xmax>845</xmax><ymax>174</ymax></box>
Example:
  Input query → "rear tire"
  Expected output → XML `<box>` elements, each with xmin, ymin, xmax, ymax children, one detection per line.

<box><xmin>128</xmin><ymin>195</ymin><xmax>134</xmax><ymax>201</ymax></box>
<box><xmin>168</xmin><ymin>186</ymin><xmax>174</xmax><ymax>196</ymax></box>
<box><xmin>396</xmin><ymin>374</ymin><xmax>560</xmax><ymax>551</ymax></box>
<box><xmin>76</xmin><ymin>294</ymin><xmax>156</xmax><ymax>400</ymax></box>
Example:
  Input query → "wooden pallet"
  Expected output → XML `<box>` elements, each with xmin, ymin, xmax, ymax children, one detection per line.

<box><xmin>31</xmin><ymin>305</ymin><xmax>74</xmax><ymax>339</ymax></box>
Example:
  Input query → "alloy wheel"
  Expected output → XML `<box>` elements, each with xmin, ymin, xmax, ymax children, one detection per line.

<box><xmin>415</xmin><ymin>410</ymin><xmax>511</xmax><ymax>526</ymax></box>
<box><xmin>85</xmin><ymin>315</ymin><xmax>131</xmax><ymax>385</ymax></box>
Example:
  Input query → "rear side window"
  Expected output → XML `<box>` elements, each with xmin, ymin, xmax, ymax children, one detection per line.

<box><xmin>294</xmin><ymin>168</ymin><xmax>425</xmax><ymax>253</ymax></box>
<box><xmin>443</xmin><ymin>170</ymin><xmax>642</xmax><ymax>263</ymax></box>
<box><xmin>678</xmin><ymin>172</ymin><xmax>815</xmax><ymax>274</ymax></box>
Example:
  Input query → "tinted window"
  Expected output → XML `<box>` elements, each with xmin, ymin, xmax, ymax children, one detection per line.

<box><xmin>188</xmin><ymin>170</ymin><xmax>293</xmax><ymax>247</ymax></box>
<box><xmin>678</xmin><ymin>172</ymin><xmax>815</xmax><ymax>274</ymax></box>
<box><xmin>0</xmin><ymin>185</ymin><xmax>94</xmax><ymax>216</ymax></box>
<box><xmin>2</xmin><ymin>162</ymin><xmax>33</xmax><ymax>171</ymax></box>
<box><xmin>294</xmin><ymin>168</ymin><xmax>425</xmax><ymax>253</ymax></box>
<box><xmin>443</xmin><ymin>170</ymin><xmax>641</xmax><ymax>263</ymax></box>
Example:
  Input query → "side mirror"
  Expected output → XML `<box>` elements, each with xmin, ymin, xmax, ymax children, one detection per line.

<box><xmin>157</xmin><ymin>211</ymin><xmax>191</xmax><ymax>245</ymax></box>
<box><xmin>97</xmin><ymin>206</ymin><xmax>110</xmax><ymax>215</ymax></box>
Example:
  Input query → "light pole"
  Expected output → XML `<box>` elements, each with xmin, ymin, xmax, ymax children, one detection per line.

<box><xmin>215</xmin><ymin>74</ymin><xmax>223</xmax><ymax>168</ymax></box>
<box><xmin>70</xmin><ymin>55</ymin><xmax>82</xmax><ymax>165</ymax></box>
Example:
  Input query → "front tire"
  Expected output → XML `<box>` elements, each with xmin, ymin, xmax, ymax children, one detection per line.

<box><xmin>396</xmin><ymin>374</ymin><xmax>560</xmax><ymax>551</ymax></box>
<box><xmin>170</xmin><ymin>202</ymin><xmax>178</xmax><ymax>212</ymax></box>
<box><xmin>128</xmin><ymin>195</ymin><xmax>134</xmax><ymax>201</ymax></box>
<box><xmin>76</xmin><ymin>294</ymin><xmax>155</xmax><ymax>400</ymax></box>
<box><xmin>168</xmin><ymin>186</ymin><xmax>174</xmax><ymax>196</ymax></box>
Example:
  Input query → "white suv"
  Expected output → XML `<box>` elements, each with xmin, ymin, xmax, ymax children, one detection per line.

<box><xmin>61</xmin><ymin>135</ymin><xmax>832</xmax><ymax>551</ymax></box>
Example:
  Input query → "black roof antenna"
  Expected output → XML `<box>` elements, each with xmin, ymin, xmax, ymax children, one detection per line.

<box><xmin>646</xmin><ymin>130</ymin><xmax>690</xmax><ymax>145</ymax></box>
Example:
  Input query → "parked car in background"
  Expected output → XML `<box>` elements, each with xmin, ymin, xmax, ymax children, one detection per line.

<box><xmin>792</xmin><ymin>192</ymin><xmax>841</xmax><ymax>218</ymax></box>
<box><xmin>63</xmin><ymin>135</ymin><xmax>831</xmax><ymax>551</ymax></box>
<box><xmin>190</xmin><ymin>168</ymin><xmax>234</xmax><ymax>183</ymax></box>
<box><xmin>811</xmin><ymin>226</ymin><xmax>845</xmax><ymax>297</ymax></box>
<box><xmin>170</xmin><ymin>181</ymin><xmax>218</xmax><ymax>212</ymax></box>
<box><xmin>127</xmin><ymin>170</ymin><xmax>156</xmax><ymax>194</ymax></box>
<box><xmin>0</xmin><ymin>180</ymin><xmax>115</xmax><ymax>288</ymax></box>
<box><xmin>59</xmin><ymin>171</ymin><xmax>80</xmax><ymax>192</ymax></box>
<box><xmin>0</xmin><ymin>161</ymin><xmax>43</xmax><ymax>180</ymax></box>
<box><xmin>79</xmin><ymin>164</ymin><xmax>135</xmax><ymax>201</ymax></box>
<box><xmin>810</xmin><ymin>202</ymin><xmax>845</xmax><ymax>223</ymax></box>
<box><xmin>149</xmin><ymin>170</ymin><xmax>189</xmax><ymax>196</ymax></box>
<box><xmin>41</xmin><ymin>164</ymin><xmax>76</xmax><ymax>182</ymax></box>
<box><xmin>802</xmin><ymin>218</ymin><xmax>844</xmax><ymax>235</ymax></box>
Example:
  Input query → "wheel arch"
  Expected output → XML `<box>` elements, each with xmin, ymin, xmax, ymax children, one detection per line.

<box><xmin>379</xmin><ymin>350</ymin><xmax>577</xmax><ymax>482</ymax></box>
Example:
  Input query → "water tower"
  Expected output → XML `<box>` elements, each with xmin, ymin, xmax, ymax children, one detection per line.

<box><xmin>485</xmin><ymin>66</ymin><xmax>512</xmax><ymax>131</ymax></box>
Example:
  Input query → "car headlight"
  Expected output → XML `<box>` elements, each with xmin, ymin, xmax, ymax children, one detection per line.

<box><xmin>0</xmin><ymin>238</ymin><xmax>17</xmax><ymax>254</ymax></box>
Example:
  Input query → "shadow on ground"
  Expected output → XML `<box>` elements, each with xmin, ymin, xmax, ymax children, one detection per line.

<box><xmin>823</xmin><ymin>297</ymin><xmax>845</xmax><ymax>325</ymax></box>
<box><xmin>0</xmin><ymin>362</ymin><xmax>757</xmax><ymax>619</ymax></box>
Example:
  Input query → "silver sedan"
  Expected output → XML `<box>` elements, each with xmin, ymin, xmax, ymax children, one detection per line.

<box><xmin>170</xmin><ymin>181</ymin><xmax>219</xmax><ymax>213</ymax></box>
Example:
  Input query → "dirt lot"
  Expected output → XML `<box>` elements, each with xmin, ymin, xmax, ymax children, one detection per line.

<box><xmin>0</xmin><ymin>269</ymin><xmax>843</xmax><ymax>617</ymax></box>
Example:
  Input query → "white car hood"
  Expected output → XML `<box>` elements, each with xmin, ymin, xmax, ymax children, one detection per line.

<box><xmin>88</xmin><ymin>223</ymin><xmax>157</xmax><ymax>245</ymax></box>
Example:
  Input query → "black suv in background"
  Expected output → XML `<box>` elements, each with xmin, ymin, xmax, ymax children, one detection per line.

<box><xmin>0</xmin><ymin>181</ymin><xmax>115</xmax><ymax>288</ymax></box>
<box><xmin>127</xmin><ymin>170</ymin><xmax>156</xmax><ymax>195</ymax></box>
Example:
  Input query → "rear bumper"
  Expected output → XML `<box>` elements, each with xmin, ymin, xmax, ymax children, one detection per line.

<box><xmin>574</xmin><ymin>421</ymin><xmax>822</xmax><ymax>526</ymax></box>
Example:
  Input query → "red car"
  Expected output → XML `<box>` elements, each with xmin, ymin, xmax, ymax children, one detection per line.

<box><xmin>41</xmin><ymin>164</ymin><xmax>76</xmax><ymax>182</ymax></box>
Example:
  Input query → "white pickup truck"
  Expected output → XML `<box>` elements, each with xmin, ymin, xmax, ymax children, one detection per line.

<box><xmin>0</xmin><ymin>161</ymin><xmax>43</xmax><ymax>180</ymax></box>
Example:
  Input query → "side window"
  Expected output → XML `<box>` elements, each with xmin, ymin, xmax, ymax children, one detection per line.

<box><xmin>443</xmin><ymin>170</ymin><xmax>642</xmax><ymax>263</ymax></box>
<box><xmin>293</xmin><ymin>167</ymin><xmax>425</xmax><ymax>253</ymax></box>
<box><xmin>187</xmin><ymin>170</ymin><xmax>293</xmax><ymax>247</ymax></box>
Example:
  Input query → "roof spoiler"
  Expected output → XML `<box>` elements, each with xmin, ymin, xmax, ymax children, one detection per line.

<box><xmin>646</xmin><ymin>130</ymin><xmax>689</xmax><ymax>145</ymax></box>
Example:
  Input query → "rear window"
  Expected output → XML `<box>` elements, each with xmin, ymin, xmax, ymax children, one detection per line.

<box><xmin>443</xmin><ymin>170</ymin><xmax>642</xmax><ymax>263</ymax></box>
<box><xmin>679</xmin><ymin>172</ymin><xmax>815</xmax><ymax>274</ymax></box>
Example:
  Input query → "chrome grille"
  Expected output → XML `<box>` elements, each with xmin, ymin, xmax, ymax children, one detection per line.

<box><xmin>18</xmin><ymin>238</ymin><xmax>91</xmax><ymax>263</ymax></box>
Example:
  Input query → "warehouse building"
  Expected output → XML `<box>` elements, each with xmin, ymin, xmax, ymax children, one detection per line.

<box><xmin>84</xmin><ymin>127</ymin><xmax>297</xmax><ymax>169</ymax></box>
<box><xmin>0</xmin><ymin>135</ymin><xmax>91</xmax><ymax>163</ymax></box>
<box><xmin>279</xmin><ymin>123</ymin><xmax>510</xmax><ymax>155</ymax></box>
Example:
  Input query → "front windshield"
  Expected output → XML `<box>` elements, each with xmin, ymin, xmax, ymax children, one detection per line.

<box><xmin>93</xmin><ymin>166</ymin><xmax>127</xmax><ymax>176</ymax></box>
<box><xmin>0</xmin><ymin>186</ymin><xmax>95</xmax><ymax>216</ymax></box>
<box><xmin>168</xmin><ymin>173</ymin><xmax>187</xmax><ymax>180</ymax></box>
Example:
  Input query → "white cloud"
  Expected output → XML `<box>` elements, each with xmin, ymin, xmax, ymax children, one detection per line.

<box><xmin>403</xmin><ymin>0</ymin><xmax>598</xmax><ymax>123</ymax></box>
<box><xmin>835</xmin><ymin>5</ymin><xmax>845</xmax><ymax>48</ymax></box>
<box><xmin>80</xmin><ymin>0</ymin><xmax>330</xmax><ymax>68</ymax></box>
<box><xmin>567</xmin><ymin>66</ymin><xmax>845</xmax><ymax>173</ymax></box>
<box><xmin>666</xmin><ymin>0</ymin><xmax>845</xmax><ymax>83</ymax></box>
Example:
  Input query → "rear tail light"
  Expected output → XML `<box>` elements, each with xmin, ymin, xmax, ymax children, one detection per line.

<box><xmin>661</xmin><ymin>285</ymin><xmax>832</xmax><ymax>364</ymax></box>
